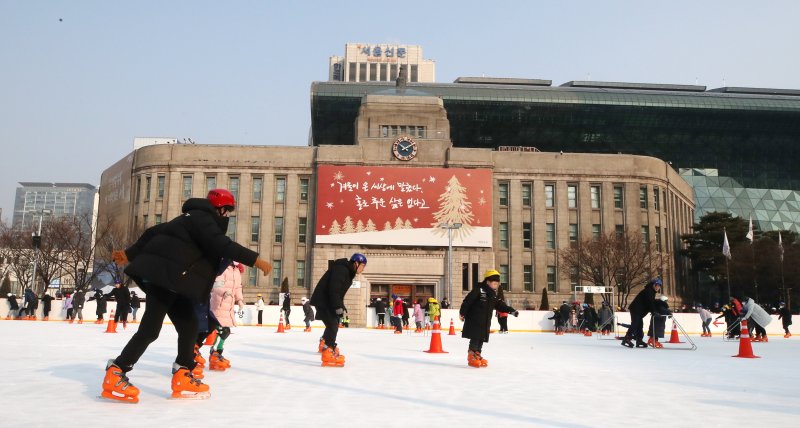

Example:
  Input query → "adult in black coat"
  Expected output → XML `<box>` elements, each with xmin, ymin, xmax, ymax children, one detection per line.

<box><xmin>310</xmin><ymin>254</ymin><xmax>366</xmax><ymax>359</ymax></box>
<box><xmin>41</xmin><ymin>293</ymin><xmax>53</xmax><ymax>320</ymax></box>
<box><xmin>282</xmin><ymin>293</ymin><xmax>292</xmax><ymax>328</ymax></box>
<box><xmin>7</xmin><ymin>293</ymin><xmax>19</xmax><ymax>317</ymax></box>
<box><xmin>622</xmin><ymin>278</ymin><xmax>662</xmax><ymax>348</ymax></box>
<box><xmin>371</xmin><ymin>298</ymin><xmax>387</xmax><ymax>327</ymax></box>
<box><xmin>130</xmin><ymin>291</ymin><xmax>141</xmax><ymax>321</ymax></box>
<box><xmin>113</xmin><ymin>283</ymin><xmax>131</xmax><ymax>325</ymax></box>
<box><xmin>558</xmin><ymin>301</ymin><xmax>571</xmax><ymax>331</ymax></box>
<box><xmin>778</xmin><ymin>302</ymin><xmax>792</xmax><ymax>337</ymax></box>
<box><xmin>401</xmin><ymin>299</ymin><xmax>410</xmax><ymax>327</ymax></box>
<box><xmin>459</xmin><ymin>270</ymin><xmax>518</xmax><ymax>367</ymax></box>
<box><xmin>93</xmin><ymin>290</ymin><xmax>107</xmax><ymax>322</ymax></box>
<box><xmin>103</xmin><ymin>189</ymin><xmax>272</xmax><ymax>402</ymax></box>
<box><xmin>73</xmin><ymin>290</ymin><xmax>86</xmax><ymax>322</ymax></box>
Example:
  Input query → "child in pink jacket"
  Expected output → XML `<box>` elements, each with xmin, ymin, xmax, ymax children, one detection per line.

<box><xmin>207</xmin><ymin>262</ymin><xmax>245</xmax><ymax>371</ymax></box>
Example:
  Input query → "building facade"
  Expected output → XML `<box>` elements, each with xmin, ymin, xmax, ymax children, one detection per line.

<box><xmin>99</xmin><ymin>91</ymin><xmax>694</xmax><ymax>327</ymax></box>
<box><xmin>328</xmin><ymin>43</ymin><xmax>435</xmax><ymax>83</ymax></box>
<box><xmin>12</xmin><ymin>182</ymin><xmax>97</xmax><ymax>231</ymax></box>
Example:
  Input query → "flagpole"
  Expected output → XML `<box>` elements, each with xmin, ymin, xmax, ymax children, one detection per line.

<box><xmin>748</xmin><ymin>214</ymin><xmax>758</xmax><ymax>301</ymax></box>
<box><xmin>723</xmin><ymin>227</ymin><xmax>732</xmax><ymax>300</ymax></box>
<box><xmin>779</xmin><ymin>232</ymin><xmax>785</xmax><ymax>303</ymax></box>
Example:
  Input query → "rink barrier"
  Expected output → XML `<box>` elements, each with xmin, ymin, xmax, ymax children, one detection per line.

<box><xmin>0</xmin><ymin>299</ymin><xmax>791</xmax><ymax>336</ymax></box>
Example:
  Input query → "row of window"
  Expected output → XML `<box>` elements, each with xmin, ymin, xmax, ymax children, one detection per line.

<box><xmin>462</xmin><ymin>263</ymin><xmax>558</xmax><ymax>293</ymax></box>
<box><xmin>498</xmin><ymin>182</ymin><xmax>669</xmax><ymax>211</ymax></box>
<box><xmin>141</xmin><ymin>215</ymin><xmax>308</xmax><ymax>245</ymax></box>
<box><xmin>380</xmin><ymin>125</ymin><xmax>426</xmax><ymax>138</ymax></box>
<box><xmin>244</xmin><ymin>260</ymin><xmax>305</xmax><ymax>288</ymax></box>
<box><xmin>346</xmin><ymin>62</ymin><xmax>418</xmax><ymax>82</ymax></box>
<box><xmin>136</xmin><ymin>175</ymin><xmax>310</xmax><ymax>204</ymax></box>
<box><xmin>500</xmin><ymin>222</ymin><xmax>666</xmax><ymax>251</ymax></box>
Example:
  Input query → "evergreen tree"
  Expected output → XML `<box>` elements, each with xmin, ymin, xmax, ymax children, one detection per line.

<box><xmin>329</xmin><ymin>220</ymin><xmax>341</xmax><ymax>234</ymax></box>
<box><xmin>539</xmin><ymin>287</ymin><xmax>549</xmax><ymax>310</ymax></box>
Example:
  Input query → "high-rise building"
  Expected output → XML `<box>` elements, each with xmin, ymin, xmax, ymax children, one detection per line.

<box><xmin>329</xmin><ymin>43</ymin><xmax>435</xmax><ymax>83</ymax></box>
<box><xmin>12</xmin><ymin>182</ymin><xmax>97</xmax><ymax>230</ymax></box>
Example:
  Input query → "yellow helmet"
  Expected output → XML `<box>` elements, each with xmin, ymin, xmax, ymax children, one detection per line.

<box><xmin>484</xmin><ymin>269</ymin><xmax>501</xmax><ymax>280</ymax></box>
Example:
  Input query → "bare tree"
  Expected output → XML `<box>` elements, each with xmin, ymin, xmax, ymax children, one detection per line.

<box><xmin>559</xmin><ymin>231</ymin><xmax>658</xmax><ymax>308</ymax></box>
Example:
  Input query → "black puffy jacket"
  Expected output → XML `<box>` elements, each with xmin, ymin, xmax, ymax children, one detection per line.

<box><xmin>460</xmin><ymin>282</ymin><xmax>515</xmax><ymax>343</ymax></box>
<box><xmin>628</xmin><ymin>282</ymin><xmax>658</xmax><ymax>316</ymax></box>
<box><xmin>310</xmin><ymin>258</ymin><xmax>355</xmax><ymax>312</ymax></box>
<box><xmin>124</xmin><ymin>198</ymin><xmax>259</xmax><ymax>301</ymax></box>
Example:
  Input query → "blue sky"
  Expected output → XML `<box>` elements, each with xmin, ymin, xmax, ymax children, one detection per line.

<box><xmin>2</xmin><ymin>1</ymin><xmax>799</xmax><ymax>222</ymax></box>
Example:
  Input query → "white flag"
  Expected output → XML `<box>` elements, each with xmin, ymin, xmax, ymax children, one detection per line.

<box><xmin>722</xmin><ymin>231</ymin><xmax>732</xmax><ymax>260</ymax></box>
<box><xmin>779</xmin><ymin>232</ymin><xmax>784</xmax><ymax>262</ymax></box>
<box><xmin>746</xmin><ymin>215</ymin><xmax>754</xmax><ymax>243</ymax></box>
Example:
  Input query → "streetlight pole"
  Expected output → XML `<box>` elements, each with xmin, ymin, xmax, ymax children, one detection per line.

<box><xmin>440</xmin><ymin>222</ymin><xmax>462</xmax><ymax>303</ymax></box>
<box><xmin>29</xmin><ymin>209</ymin><xmax>51</xmax><ymax>293</ymax></box>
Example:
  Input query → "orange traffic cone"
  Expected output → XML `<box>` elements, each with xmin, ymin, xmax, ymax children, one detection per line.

<box><xmin>423</xmin><ymin>318</ymin><xmax>448</xmax><ymax>354</ymax></box>
<box><xmin>448</xmin><ymin>318</ymin><xmax>456</xmax><ymax>336</ymax></box>
<box><xmin>667</xmin><ymin>320</ymin><xmax>684</xmax><ymax>344</ymax></box>
<box><xmin>104</xmin><ymin>310</ymin><xmax>117</xmax><ymax>333</ymax></box>
<box><xmin>733</xmin><ymin>319</ymin><xmax>759</xmax><ymax>358</ymax></box>
<box><xmin>276</xmin><ymin>313</ymin><xmax>286</xmax><ymax>333</ymax></box>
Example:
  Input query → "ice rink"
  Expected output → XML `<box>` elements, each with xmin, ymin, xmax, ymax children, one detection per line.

<box><xmin>1</xmin><ymin>320</ymin><xmax>797</xmax><ymax>427</ymax></box>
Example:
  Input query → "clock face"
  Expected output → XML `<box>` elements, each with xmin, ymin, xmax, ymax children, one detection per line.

<box><xmin>392</xmin><ymin>137</ymin><xmax>417</xmax><ymax>161</ymax></box>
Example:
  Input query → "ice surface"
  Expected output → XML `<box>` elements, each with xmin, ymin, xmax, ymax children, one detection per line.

<box><xmin>1</xmin><ymin>321</ymin><xmax>797</xmax><ymax>427</ymax></box>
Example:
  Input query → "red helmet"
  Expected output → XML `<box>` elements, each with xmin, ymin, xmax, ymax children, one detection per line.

<box><xmin>207</xmin><ymin>188</ymin><xmax>236</xmax><ymax>210</ymax></box>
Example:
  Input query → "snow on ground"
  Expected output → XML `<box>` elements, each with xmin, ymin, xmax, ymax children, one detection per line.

<box><xmin>1</xmin><ymin>320</ymin><xmax>797</xmax><ymax>427</ymax></box>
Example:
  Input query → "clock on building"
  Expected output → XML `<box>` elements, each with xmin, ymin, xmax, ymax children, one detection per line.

<box><xmin>392</xmin><ymin>136</ymin><xmax>417</xmax><ymax>161</ymax></box>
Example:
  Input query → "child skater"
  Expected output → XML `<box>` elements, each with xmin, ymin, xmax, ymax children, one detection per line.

<box><xmin>459</xmin><ymin>269</ymin><xmax>518</xmax><ymax>368</ymax></box>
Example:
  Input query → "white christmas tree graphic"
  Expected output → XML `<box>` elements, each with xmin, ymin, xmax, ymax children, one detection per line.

<box><xmin>394</xmin><ymin>217</ymin><xmax>405</xmax><ymax>230</ymax></box>
<box><xmin>365</xmin><ymin>219</ymin><xmax>377</xmax><ymax>232</ymax></box>
<box><xmin>329</xmin><ymin>220</ymin><xmax>341</xmax><ymax>235</ymax></box>
<box><xmin>383</xmin><ymin>221</ymin><xmax>393</xmax><ymax>231</ymax></box>
<box><xmin>342</xmin><ymin>216</ymin><xmax>355</xmax><ymax>234</ymax></box>
<box><xmin>432</xmin><ymin>175</ymin><xmax>474</xmax><ymax>239</ymax></box>
<box><xmin>403</xmin><ymin>219</ymin><xmax>413</xmax><ymax>229</ymax></box>
<box><xmin>356</xmin><ymin>220</ymin><xmax>365</xmax><ymax>233</ymax></box>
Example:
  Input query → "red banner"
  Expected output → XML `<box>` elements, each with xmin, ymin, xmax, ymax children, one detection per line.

<box><xmin>316</xmin><ymin>165</ymin><xmax>493</xmax><ymax>247</ymax></box>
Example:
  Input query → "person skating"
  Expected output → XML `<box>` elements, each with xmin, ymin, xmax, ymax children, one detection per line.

<box><xmin>496</xmin><ymin>288</ymin><xmax>510</xmax><ymax>334</ymax></box>
<box><xmin>101</xmin><ymin>188</ymin><xmax>272</xmax><ymax>403</ymax></box>
<box><xmin>302</xmin><ymin>297</ymin><xmax>315</xmax><ymax>332</ymax></box>
<box><xmin>598</xmin><ymin>302</ymin><xmax>614</xmax><ymax>335</ymax></box>
<box><xmin>427</xmin><ymin>297</ymin><xmax>441</xmax><ymax>327</ymax></box>
<box><xmin>716</xmin><ymin>305</ymin><xmax>737</xmax><ymax>338</ymax></box>
<box><xmin>93</xmin><ymin>290</ymin><xmax>107</xmax><ymax>324</ymax></box>
<box><xmin>41</xmin><ymin>293</ymin><xmax>53</xmax><ymax>320</ymax></box>
<box><xmin>778</xmin><ymin>302</ymin><xmax>792</xmax><ymax>338</ymax></box>
<box><xmin>548</xmin><ymin>310</ymin><xmax>563</xmax><ymax>334</ymax></box>
<box><xmin>281</xmin><ymin>292</ymin><xmax>292</xmax><ymax>330</ymax></box>
<box><xmin>696</xmin><ymin>304</ymin><xmax>712</xmax><ymax>337</ymax></box>
<box><xmin>113</xmin><ymin>283</ymin><xmax>131</xmax><ymax>329</ymax></box>
<box><xmin>73</xmin><ymin>289</ymin><xmax>86</xmax><ymax>324</ymax></box>
<box><xmin>740</xmin><ymin>296</ymin><xmax>771</xmax><ymax>342</ymax></box>
<box><xmin>372</xmin><ymin>298</ymin><xmax>387</xmax><ymax>329</ymax></box>
<box><xmin>204</xmin><ymin>261</ymin><xmax>245</xmax><ymax>371</ymax></box>
<box><xmin>310</xmin><ymin>253</ymin><xmax>366</xmax><ymax>367</ymax></box>
<box><xmin>392</xmin><ymin>294</ymin><xmax>404</xmax><ymax>334</ymax></box>
<box><xmin>621</xmin><ymin>278</ymin><xmax>662</xmax><ymax>348</ymax></box>
<box><xmin>255</xmin><ymin>294</ymin><xmax>265</xmax><ymax>325</ymax></box>
<box><xmin>413</xmin><ymin>299</ymin><xmax>424</xmax><ymax>332</ymax></box>
<box><xmin>558</xmin><ymin>301</ymin><xmax>571</xmax><ymax>332</ymax></box>
<box><xmin>130</xmin><ymin>291</ymin><xmax>140</xmax><ymax>322</ymax></box>
<box><xmin>6</xmin><ymin>293</ymin><xmax>19</xmax><ymax>319</ymax></box>
<box><xmin>459</xmin><ymin>269</ymin><xmax>518</xmax><ymax>368</ymax></box>
<box><xmin>62</xmin><ymin>293</ymin><xmax>73</xmax><ymax>322</ymax></box>
<box><xmin>401</xmin><ymin>298</ymin><xmax>410</xmax><ymax>329</ymax></box>
<box><xmin>646</xmin><ymin>295</ymin><xmax>672</xmax><ymax>348</ymax></box>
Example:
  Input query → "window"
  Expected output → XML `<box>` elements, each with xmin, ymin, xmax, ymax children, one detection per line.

<box><xmin>499</xmin><ymin>222</ymin><xmax>508</xmax><ymax>249</ymax></box>
<box><xmin>615</xmin><ymin>224</ymin><xmax>625</xmax><ymax>237</ymax></box>
<box><xmin>272</xmin><ymin>260</ymin><xmax>282</xmax><ymax>287</ymax></box>
<box><xmin>523</xmin><ymin>222</ymin><xmax>532</xmax><ymax>249</ymax></box>
<box><xmin>499</xmin><ymin>265</ymin><xmax>509</xmax><ymax>291</ymax></box>
<box><xmin>274</xmin><ymin>217</ymin><xmax>283</xmax><ymax>243</ymax></box>
<box><xmin>545</xmin><ymin>184</ymin><xmax>555</xmax><ymax>208</ymax></box>
<box><xmin>653</xmin><ymin>186</ymin><xmax>660</xmax><ymax>211</ymax></box>
<box><xmin>567</xmin><ymin>185</ymin><xmax>577</xmax><ymax>208</ymax></box>
<box><xmin>248</xmin><ymin>267</ymin><xmax>257</xmax><ymax>287</ymax></box>
<box><xmin>276</xmin><ymin>177</ymin><xmax>286</xmax><ymax>202</ymax></box>
<box><xmin>142</xmin><ymin>214</ymin><xmax>148</xmax><ymax>227</ymax></box>
<box><xmin>298</xmin><ymin>217</ymin><xmax>307</xmax><ymax>244</ymax></box>
<box><xmin>546</xmin><ymin>223</ymin><xmax>555</xmax><ymax>249</ymax></box>
<box><xmin>252</xmin><ymin>177</ymin><xmax>263</xmax><ymax>202</ymax></box>
<box><xmin>568</xmin><ymin>224</ymin><xmax>578</xmax><ymax>247</ymax></box>
<box><xmin>296</xmin><ymin>261</ymin><xmax>306</xmax><ymax>287</ymax></box>
<box><xmin>157</xmin><ymin>175</ymin><xmax>165</xmax><ymax>199</ymax></box>
<box><xmin>227</xmin><ymin>216</ymin><xmax>237</xmax><ymax>240</ymax></box>
<box><xmin>592</xmin><ymin>224</ymin><xmax>601</xmax><ymax>240</ymax></box>
<box><xmin>462</xmin><ymin>263</ymin><xmax>470</xmax><ymax>291</ymax></box>
<box><xmin>145</xmin><ymin>176</ymin><xmax>151</xmax><ymax>201</ymax></box>
<box><xmin>498</xmin><ymin>183</ymin><xmax>509</xmax><ymax>206</ymax></box>
<box><xmin>206</xmin><ymin>175</ymin><xmax>216</xmax><ymax>193</ymax></box>
<box><xmin>523</xmin><ymin>265</ymin><xmax>533</xmax><ymax>292</ymax></box>
<box><xmin>590</xmin><ymin>185</ymin><xmax>601</xmax><ymax>209</ymax></box>
<box><xmin>155</xmin><ymin>214</ymin><xmax>162</xmax><ymax>225</ymax></box>
<box><xmin>613</xmin><ymin>185</ymin><xmax>624</xmax><ymax>209</ymax></box>
<box><xmin>182</xmin><ymin>175</ymin><xmax>192</xmax><ymax>199</ymax></box>
<box><xmin>472</xmin><ymin>263</ymin><xmax>479</xmax><ymax>288</ymax></box>
<box><xmin>570</xmin><ymin>267</ymin><xmax>579</xmax><ymax>287</ymax></box>
<box><xmin>250</xmin><ymin>216</ymin><xmax>260</xmax><ymax>242</ymax></box>
<box><xmin>522</xmin><ymin>183</ymin><xmax>532</xmax><ymax>206</ymax></box>
<box><xmin>300</xmin><ymin>178</ymin><xmax>309</xmax><ymax>202</ymax></box>
<box><xmin>348</xmin><ymin>62</ymin><xmax>356</xmax><ymax>82</ymax></box>
<box><xmin>135</xmin><ymin>176</ymin><xmax>141</xmax><ymax>202</ymax></box>
<box><xmin>662</xmin><ymin>190</ymin><xmax>667</xmax><ymax>212</ymax></box>
<box><xmin>547</xmin><ymin>266</ymin><xmax>557</xmax><ymax>292</ymax></box>
<box><xmin>655</xmin><ymin>226</ymin><xmax>662</xmax><ymax>251</ymax></box>
<box><xmin>639</xmin><ymin>186</ymin><xmax>648</xmax><ymax>209</ymax></box>
<box><xmin>229</xmin><ymin>176</ymin><xmax>240</xmax><ymax>200</ymax></box>
<box><xmin>641</xmin><ymin>225</ymin><xmax>650</xmax><ymax>244</ymax></box>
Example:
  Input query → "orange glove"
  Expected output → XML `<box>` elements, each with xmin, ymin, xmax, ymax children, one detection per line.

<box><xmin>111</xmin><ymin>250</ymin><xmax>128</xmax><ymax>266</ymax></box>
<box><xmin>254</xmin><ymin>258</ymin><xmax>272</xmax><ymax>276</ymax></box>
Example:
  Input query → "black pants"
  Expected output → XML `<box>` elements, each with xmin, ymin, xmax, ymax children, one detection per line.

<box><xmin>66</xmin><ymin>308</ymin><xmax>73</xmax><ymax>320</ymax></box>
<box><xmin>498</xmin><ymin>317</ymin><xmax>508</xmax><ymax>332</ymax></box>
<box><xmin>115</xmin><ymin>285</ymin><xmax>198</xmax><ymax>371</ymax></box>
<box><xmin>196</xmin><ymin>313</ymin><xmax>221</xmax><ymax>346</ymax></box>
<box><xmin>623</xmin><ymin>311</ymin><xmax>645</xmax><ymax>342</ymax></box>
<box><xmin>377</xmin><ymin>313</ymin><xmax>385</xmax><ymax>326</ymax></box>
<box><xmin>257</xmin><ymin>310</ymin><xmax>263</xmax><ymax>325</ymax></box>
<box><xmin>284</xmin><ymin>308</ymin><xmax>291</xmax><ymax>325</ymax></box>
<box><xmin>468</xmin><ymin>338</ymin><xmax>483</xmax><ymax>352</ymax></box>
<box><xmin>317</xmin><ymin>308</ymin><xmax>339</xmax><ymax>348</ymax></box>
<box><xmin>751</xmin><ymin>321</ymin><xmax>766</xmax><ymax>337</ymax></box>
<box><xmin>115</xmin><ymin>307</ymin><xmax>129</xmax><ymax>323</ymax></box>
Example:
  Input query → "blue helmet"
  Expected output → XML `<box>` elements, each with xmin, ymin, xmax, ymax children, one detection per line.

<box><xmin>350</xmin><ymin>253</ymin><xmax>367</xmax><ymax>264</ymax></box>
<box><xmin>652</xmin><ymin>278</ymin><xmax>663</xmax><ymax>287</ymax></box>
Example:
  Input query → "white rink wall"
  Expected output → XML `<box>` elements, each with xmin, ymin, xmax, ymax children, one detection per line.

<box><xmin>2</xmin><ymin>298</ymin><xmax>788</xmax><ymax>335</ymax></box>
